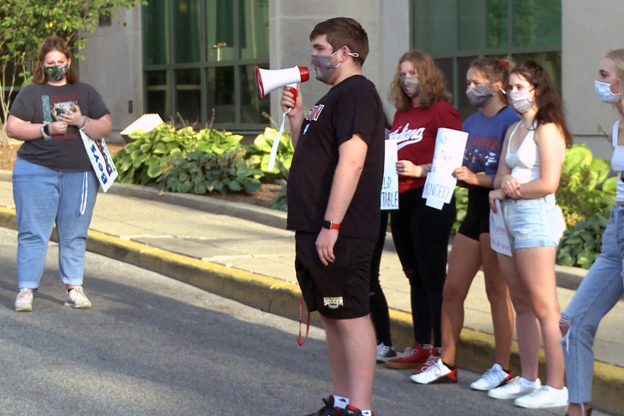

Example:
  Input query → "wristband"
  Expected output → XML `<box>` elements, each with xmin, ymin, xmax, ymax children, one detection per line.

<box><xmin>41</xmin><ymin>123</ymin><xmax>51</xmax><ymax>139</ymax></box>
<box><xmin>80</xmin><ymin>116</ymin><xmax>89</xmax><ymax>131</ymax></box>
<box><xmin>322</xmin><ymin>219</ymin><xmax>340</xmax><ymax>230</ymax></box>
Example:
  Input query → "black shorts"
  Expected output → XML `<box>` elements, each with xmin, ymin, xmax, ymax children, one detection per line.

<box><xmin>295</xmin><ymin>232</ymin><xmax>375</xmax><ymax>319</ymax></box>
<box><xmin>457</xmin><ymin>185</ymin><xmax>491</xmax><ymax>241</ymax></box>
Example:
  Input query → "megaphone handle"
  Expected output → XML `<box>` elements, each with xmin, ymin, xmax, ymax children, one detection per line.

<box><xmin>286</xmin><ymin>83</ymin><xmax>298</xmax><ymax>108</ymax></box>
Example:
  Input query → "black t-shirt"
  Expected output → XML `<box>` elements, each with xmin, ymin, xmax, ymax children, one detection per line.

<box><xmin>10</xmin><ymin>82</ymin><xmax>110</xmax><ymax>172</ymax></box>
<box><xmin>287</xmin><ymin>75</ymin><xmax>385</xmax><ymax>242</ymax></box>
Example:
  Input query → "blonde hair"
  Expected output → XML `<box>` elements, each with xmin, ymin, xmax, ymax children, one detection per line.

<box><xmin>388</xmin><ymin>50</ymin><xmax>451</xmax><ymax>112</ymax></box>
<box><xmin>605</xmin><ymin>49</ymin><xmax>624</xmax><ymax>105</ymax></box>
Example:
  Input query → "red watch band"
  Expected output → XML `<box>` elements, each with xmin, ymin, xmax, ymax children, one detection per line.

<box><xmin>323</xmin><ymin>219</ymin><xmax>340</xmax><ymax>230</ymax></box>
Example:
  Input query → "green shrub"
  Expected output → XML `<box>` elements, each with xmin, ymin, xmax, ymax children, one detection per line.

<box><xmin>112</xmin><ymin>123</ymin><xmax>263</xmax><ymax>195</ymax></box>
<box><xmin>452</xmin><ymin>186</ymin><xmax>468</xmax><ymax>235</ymax></box>
<box><xmin>270</xmin><ymin>179</ymin><xmax>288</xmax><ymax>211</ymax></box>
<box><xmin>555</xmin><ymin>144</ymin><xmax>615</xmax><ymax>268</ymax></box>
<box><xmin>245</xmin><ymin>127</ymin><xmax>293</xmax><ymax>181</ymax></box>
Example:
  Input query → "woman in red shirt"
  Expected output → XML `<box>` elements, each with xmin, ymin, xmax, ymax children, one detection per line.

<box><xmin>384</xmin><ymin>50</ymin><xmax>462</xmax><ymax>374</ymax></box>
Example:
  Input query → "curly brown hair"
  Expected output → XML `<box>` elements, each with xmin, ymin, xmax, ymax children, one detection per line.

<box><xmin>32</xmin><ymin>36</ymin><xmax>78</xmax><ymax>85</ymax></box>
<box><xmin>511</xmin><ymin>60</ymin><xmax>572</xmax><ymax>148</ymax></box>
<box><xmin>388</xmin><ymin>50</ymin><xmax>451</xmax><ymax>112</ymax></box>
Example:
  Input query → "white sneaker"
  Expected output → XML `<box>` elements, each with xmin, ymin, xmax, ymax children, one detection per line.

<box><xmin>14</xmin><ymin>289</ymin><xmax>33</xmax><ymax>312</ymax></box>
<box><xmin>488</xmin><ymin>376</ymin><xmax>541</xmax><ymax>400</ymax></box>
<box><xmin>514</xmin><ymin>385</ymin><xmax>568</xmax><ymax>408</ymax></box>
<box><xmin>376</xmin><ymin>342</ymin><xmax>398</xmax><ymax>363</ymax></box>
<box><xmin>410</xmin><ymin>358</ymin><xmax>457</xmax><ymax>384</ymax></box>
<box><xmin>65</xmin><ymin>286</ymin><xmax>92</xmax><ymax>309</ymax></box>
<box><xmin>470</xmin><ymin>363</ymin><xmax>513</xmax><ymax>391</ymax></box>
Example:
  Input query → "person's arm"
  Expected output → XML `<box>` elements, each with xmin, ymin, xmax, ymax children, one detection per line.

<box><xmin>315</xmin><ymin>134</ymin><xmax>368</xmax><ymax>266</ymax></box>
<box><xmin>280</xmin><ymin>84</ymin><xmax>305</xmax><ymax>149</ymax></box>
<box><xmin>514</xmin><ymin>123</ymin><xmax>566</xmax><ymax>199</ymax></box>
<box><xmin>6</xmin><ymin>115</ymin><xmax>68</xmax><ymax>141</ymax></box>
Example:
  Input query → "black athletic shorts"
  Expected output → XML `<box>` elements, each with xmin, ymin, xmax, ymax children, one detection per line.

<box><xmin>295</xmin><ymin>232</ymin><xmax>375</xmax><ymax>319</ymax></box>
<box><xmin>457</xmin><ymin>185</ymin><xmax>491</xmax><ymax>241</ymax></box>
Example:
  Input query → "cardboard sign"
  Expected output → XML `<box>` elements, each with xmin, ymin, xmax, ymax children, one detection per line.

<box><xmin>490</xmin><ymin>200</ymin><xmax>512</xmax><ymax>256</ymax></box>
<box><xmin>81</xmin><ymin>130</ymin><xmax>118</xmax><ymax>192</ymax></box>
<box><xmin>381</xmin><ymin>140</ymin><xmax>399</xmax><ymax>210</ymax></box>
<box><xmin>422</xmin><ymin>128</ymin><xmax>469</xmax><ymax>209</ymax></box>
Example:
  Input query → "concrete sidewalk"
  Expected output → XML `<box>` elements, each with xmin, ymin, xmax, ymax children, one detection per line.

<box><xmin>0</xmin><ymin>172</ymin><xmax>623</xmax><ymax>415</ymax></box>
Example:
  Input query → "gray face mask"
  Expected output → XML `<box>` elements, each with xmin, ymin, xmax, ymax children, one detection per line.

<box><xmin>466</xmin><ymin>85</ymin><xmax>494</xmax><ymax>108</ymax></box>
<box><xmin>310</xmin><ymin>48</ymin><xmax>359</xmax><ymax>84</ymax></box>
<box><xmin>400</xmin><ymin>76</ymin><xmax>419</xmax><ymax>97</ymax></box>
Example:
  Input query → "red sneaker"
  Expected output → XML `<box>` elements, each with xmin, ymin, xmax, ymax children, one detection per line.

<box><xmin>384</xmin><ymin>341</ymin><xmax>432</xmax><ymax>369</ymax></box>
<box><xmin>412</xmin><ymin>347</ymin><xmax>441</xmax><ymax>374</ymax></box>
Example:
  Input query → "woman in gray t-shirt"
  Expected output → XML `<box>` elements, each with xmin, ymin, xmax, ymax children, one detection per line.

<box><xmin>6</xmin><ymin>35</ymin><xmax>111</xmax><ymax>312</ymax></box>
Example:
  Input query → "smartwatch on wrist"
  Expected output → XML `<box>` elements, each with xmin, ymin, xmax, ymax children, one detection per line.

<box><xmin>41</xmin><ymin>123</ymin><xmax>51</xmax><ymax>139</ymax></box>
<box><xmin>322</xmin><ymin>219</ymin><xmax>340</xmax><ymax>230</ymax></box>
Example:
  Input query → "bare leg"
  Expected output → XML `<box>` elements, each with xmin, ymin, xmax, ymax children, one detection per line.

<box><xmin>440</xmin><ymin>233</ymin><xmax>482</xmax><ymax>366</ymax></box>
<box><xmin>515</xmin><ymin>247</ymin><xmax>565</xmax><ymax>389</ymax></box>
<box><xmin>480</xmin><ymin>234</ymin><xmax>513</xmax><ymax>369</ymax></box>
<box><xmin>322</xmin><ymin>314</ymin><xmax>376</xmax><ymax>410</ymax></box>
<box><xmin>497</xmin><ymin>252</ymin><xmax>540</xmax><ymax>381</ymax></box>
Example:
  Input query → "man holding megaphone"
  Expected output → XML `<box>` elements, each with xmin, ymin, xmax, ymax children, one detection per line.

<box><xmin>281</xmin><ymin>17</ymin><xmax>385</xmax><ymax>416</ymax></box>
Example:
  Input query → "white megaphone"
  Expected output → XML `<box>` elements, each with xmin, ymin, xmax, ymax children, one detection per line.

<box><xmin>256</xmin><ymin>66</ymin><xmax>310</xmax><ymax>106</ymax></box>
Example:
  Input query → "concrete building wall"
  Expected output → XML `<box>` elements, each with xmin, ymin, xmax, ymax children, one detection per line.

<box><xmin>267</xmin><ymin>0</ymin><xmax>410</xmax><ymax>131</ymax></box>
<box><xmin>562</xmin><ymin>0</ymin><xmax>623</xmax><ymax>159</ymax></box>
<box><xmin>80</xmin><ymin>7</ymin><xmax>143</xmax><ymax>140</ymax></box>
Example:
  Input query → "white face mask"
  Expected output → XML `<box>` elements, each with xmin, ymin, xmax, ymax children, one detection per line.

<box><xmin>595</xmin><ymin>80</ymin><xmax>622</xmax><ymax>104</ymax></box>
<box><xmin>508</xmin><ymin>90</ymin><xmax>534</xmax><ymax>114</ymax></box>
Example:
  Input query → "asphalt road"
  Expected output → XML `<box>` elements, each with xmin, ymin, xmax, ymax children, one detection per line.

<box><xmin>0</xmin><ymin>227</ymin><xmax>610</xmax><ymax>416</ymax></box>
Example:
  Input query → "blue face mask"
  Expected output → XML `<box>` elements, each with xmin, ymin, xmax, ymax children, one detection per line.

<box><xmin>43</xmin><ymin>64</ymin><xmax>70</xmax><ymax>81</ymax></box>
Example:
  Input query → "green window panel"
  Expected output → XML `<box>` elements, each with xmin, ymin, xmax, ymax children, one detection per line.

<box><xmin>410</xmin><ymin>0</ymin><xmax>561</xmax><ymax>120</ymax></box>
<box><xmin>143</xmin><ymin>0</ymin><xmax>270</xmax><ymax>131</ymax></box>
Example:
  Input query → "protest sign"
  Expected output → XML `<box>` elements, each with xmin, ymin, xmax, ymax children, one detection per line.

<box><xmin>422</xmin><ymin>128</ymin><xmax>468</xmax><ymax>209</ymax></box>
<box><xmin>490</xmin><ymin>200</ymin><xmax>512</xmax><ymax>256</ymax></box>
<box><xmin>81</xmin><ymin>130</ymin><xmax>118</xmax><ymax>192</ymax></box>
<box><xmin>381</xmin><ymin>140</ymin><xmax>399</xmax><ymax>210</ymax></box>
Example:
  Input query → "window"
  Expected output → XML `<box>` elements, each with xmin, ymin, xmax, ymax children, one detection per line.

<box><xmin>410</xmin><ymin>0</ymin><xmax>561</xmax><ymax>120</ymax></box>
<box><xmin>143</xmin><ymin>0</ymin><xmax>270</xmax><ymax>131</ymax></box>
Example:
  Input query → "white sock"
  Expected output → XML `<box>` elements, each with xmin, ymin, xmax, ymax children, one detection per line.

<box><xmin>520</xmin><ymin>377</ymin><xmax>538</xmax><ymax>387</ymax></box>
<box><xmin>362</xmin><ymin>411</ymin><xmax>372</xmax><ymax>416</ymax></box>
<box><xmin>333</xmin><ymin>395</ymin><xmax>349</xmax><ymax>409</ymax></box>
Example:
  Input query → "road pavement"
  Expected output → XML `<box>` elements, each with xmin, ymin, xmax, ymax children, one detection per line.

<box><xmin>1</xmin><ymin>226</ymin><xmax>613</xmax><ymax>416</ymax></box>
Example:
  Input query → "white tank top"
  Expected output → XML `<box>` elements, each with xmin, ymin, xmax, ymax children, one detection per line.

<box><xmin>610</xmin><ymin>120</ymin><xmax>624</xmax><ymax>202</ymax></box>
<box><xmin>505</xmin><ymin>122</ymin><xmax>540</xmax><ymax>184</ymax></box>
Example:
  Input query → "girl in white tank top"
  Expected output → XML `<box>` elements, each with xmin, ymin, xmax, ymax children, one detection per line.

<box><xmin>504</xmin><ymin>123</ymin><xmax>541</xmax><ymax>184</ymax></box>
<box><xmin>487</xmin><ymin>61</ymin><xmax>571</xmax><ymax>409</ymax></box>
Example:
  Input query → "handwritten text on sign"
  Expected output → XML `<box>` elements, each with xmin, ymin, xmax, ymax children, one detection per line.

<box><xmin>422</xmin><ymin>128</ymin><xmax>469</xmax><ymax>209</ymax></box>
<box><xmin>381</xmin><ymin>140</ymin><xmax>399</xmax><ymax>210</ymax></box>
<box><xmin>489</xmin><ymin>200</ymin><xmax>512</xmax><ymax>256</ymax></box>
<box><xmin>80</xmin><ymin>130</ymin><xmax>118</xmax><ymax>192</ymax></box>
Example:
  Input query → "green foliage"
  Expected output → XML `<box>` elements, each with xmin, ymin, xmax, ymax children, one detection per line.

<box><xmin>0</xmin><ymin>0</ymin><xmax>144</xmax><ymax>145</ymax></box>
<box><xmin>557</xmin><ymin>215</ymin><xmax>608</xmax><ymax>270</ymax></box>
<box><xmin>555</xmin><ymin>144</ymin><xmax>615</xmax><ymax>268</ymax></box>
<box><xmin>246</xmin><ymin>127</ymin><xmax>293</xmax><ymax>181</ymax></box>
<box><xmin>270</xmin><ymin>180</ymin><xmax>288</xmax><ymax>211</ymax></box>
<box><xmin>112</xmin><ymin>123</ymin><xmax>263</xmax><ymax>195</ymax></box>
<box><xmin>160</xmin><ymin>150</ymin><xmax>262</xmax><ymax>196</ymax></box>
<box><xmin>452</xmin><ymin>186</ymin><xmax>469</xmax><ymax>235</ymax></box>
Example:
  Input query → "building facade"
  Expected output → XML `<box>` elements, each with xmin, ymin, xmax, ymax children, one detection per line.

<box><xmin>79</xmin><ymin>0</ymin><xmax>622</xmax><ymax>158</ymax></box>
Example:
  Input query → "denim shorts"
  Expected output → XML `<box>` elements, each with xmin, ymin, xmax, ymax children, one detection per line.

<box><xmin>500</xmin><ymin>194</ymin><xmax>565</xmax><ymax>250</ymax></box>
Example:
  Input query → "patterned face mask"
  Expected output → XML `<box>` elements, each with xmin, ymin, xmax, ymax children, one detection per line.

<box><xmin>44</xmin><ymin>64</ymin><xmax>70</xmax><ymax>81</ymax></box>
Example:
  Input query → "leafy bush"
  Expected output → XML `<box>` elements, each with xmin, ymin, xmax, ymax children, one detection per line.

<box><xmin>245</xmin><ymin>127</ymin><xmax>293</xmax><ymax>181</ymax></box>
<box><xmin>452</xmin><ymin>186</ymin><xmax>468</xmax><ymax>235</ymax></box>
<box><xmin>555</xmin><ymin>144</ymin><xmax>616</xmax><ymax>268</ymax></box>
<box><xmin>270</xmin><ymin>179</ymin><xmax>288</xmax><ymax>211</ymax></box>
<box><xmin>113</xmin><ymin>123</ymin><xmax>263</xmax><ymax>195</ymax></box>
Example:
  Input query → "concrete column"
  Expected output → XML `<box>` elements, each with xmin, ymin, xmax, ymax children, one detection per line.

<box><xmin>80</xmin><ymin>7</ymin><xmax>143</xmax><ymax>140</ymax></box>
<box><xmin>562</xmin><ymin>0</ymin><xmax>622</xmax><ymax>158</ymax></box>
<box><xmin>268</xmin><ymin>0</ymin><xmax>410</xmax><ymax>132</ymax></box>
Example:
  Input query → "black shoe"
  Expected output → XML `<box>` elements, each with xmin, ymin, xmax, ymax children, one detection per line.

<box><xmin>305</xmin><ymin>396</ymin><xmax>346</xmax><ymax>416</ymax></box>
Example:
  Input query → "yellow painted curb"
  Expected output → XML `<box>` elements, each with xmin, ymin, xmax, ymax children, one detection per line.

<box><xmin>0</xmin><ymin>205</ymin><xmax>622</xmax><ymax>415</ymax></box>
